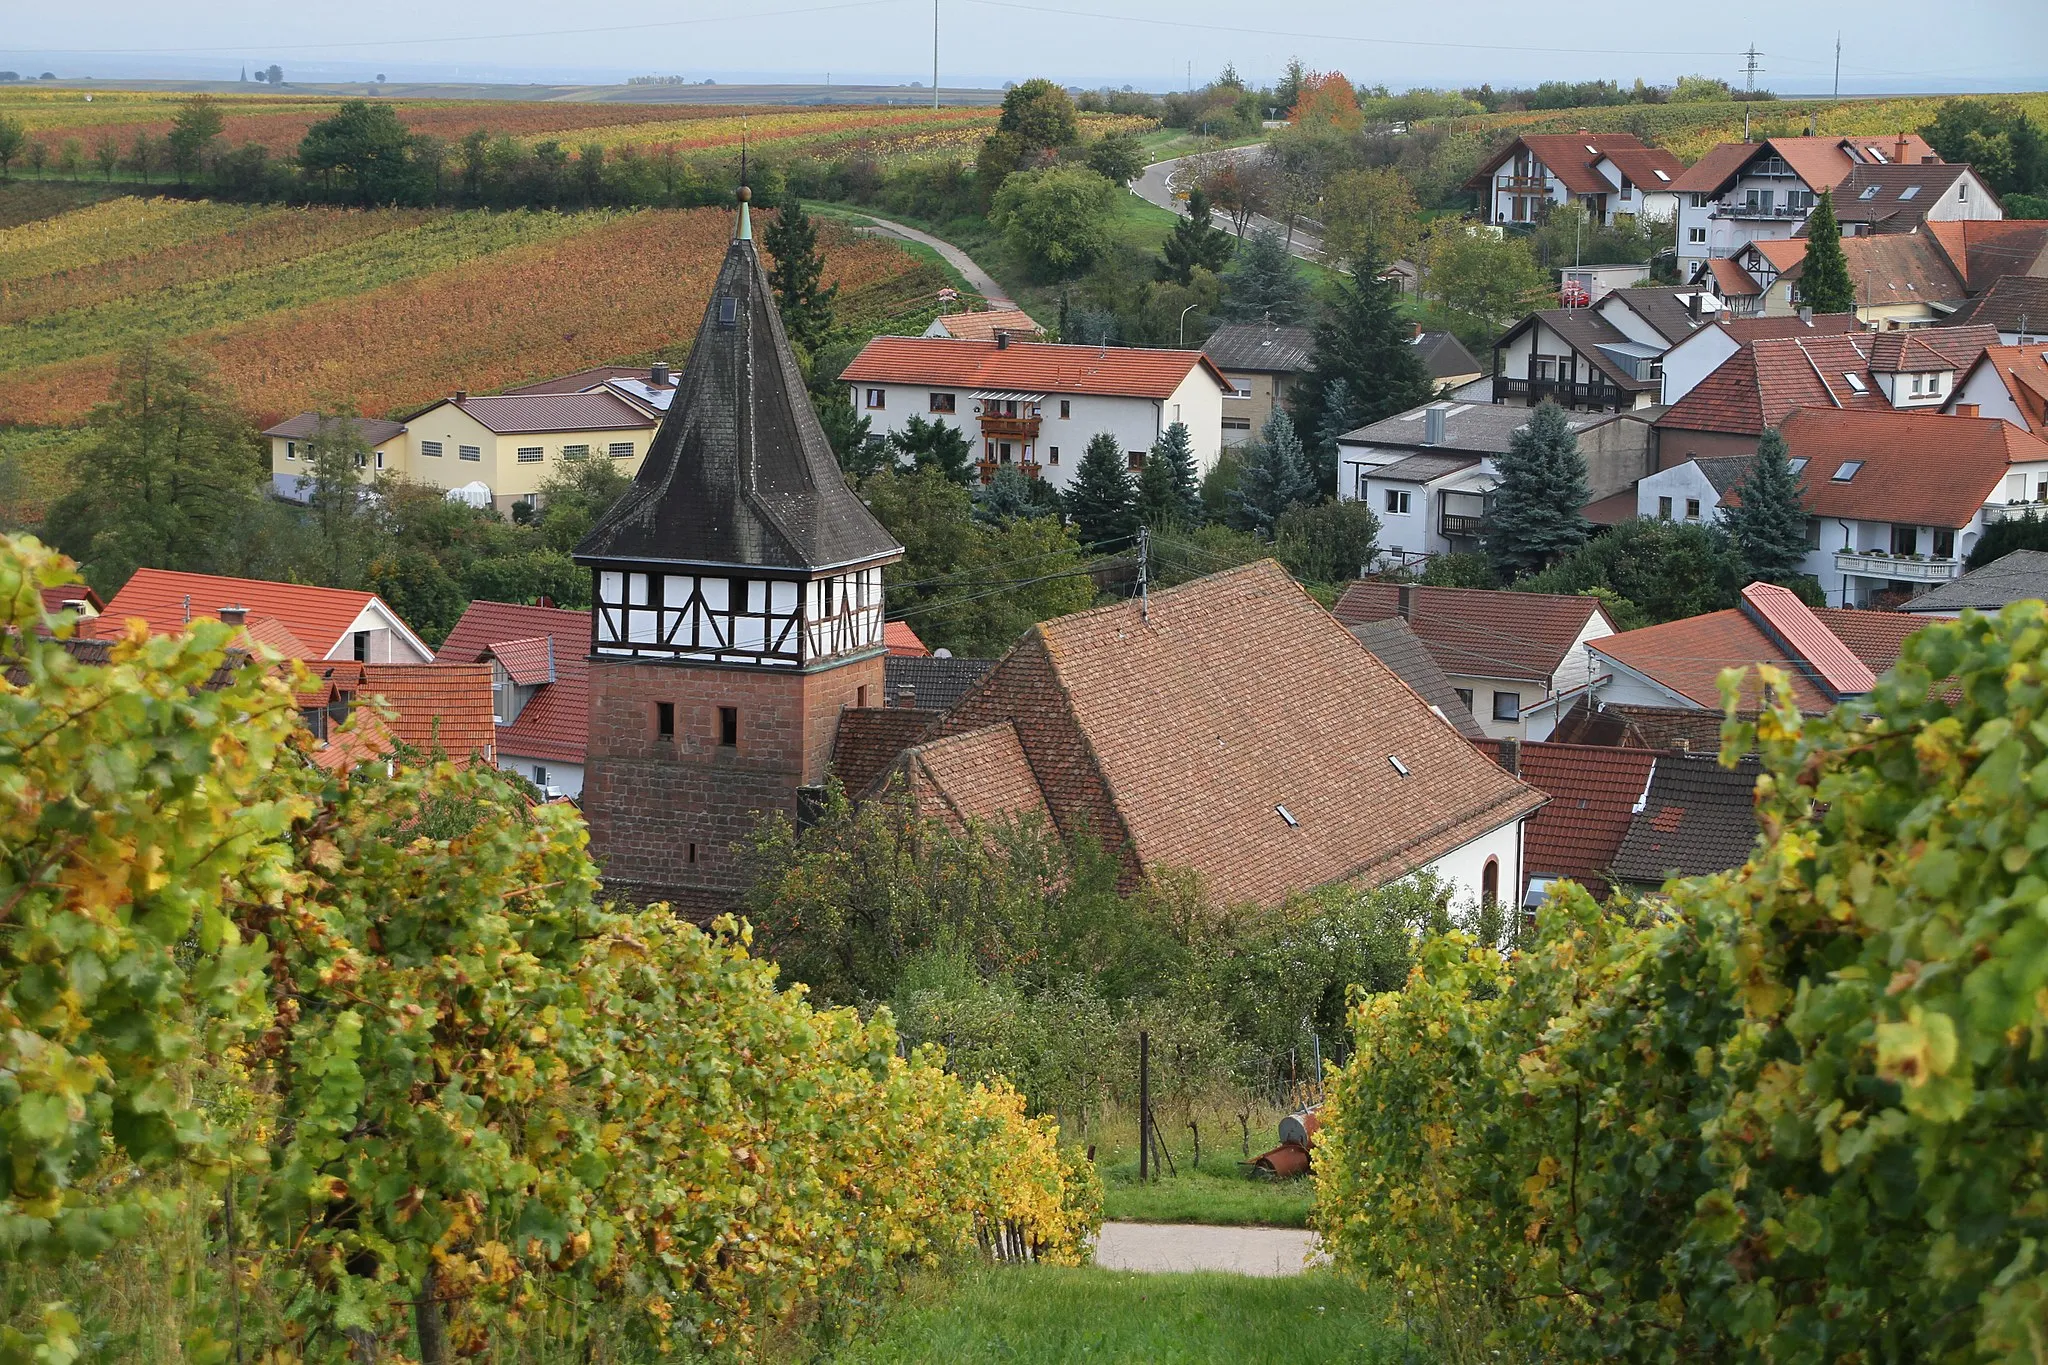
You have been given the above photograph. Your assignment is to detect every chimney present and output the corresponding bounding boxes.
[1497,737,1521,777]
[1922,154,1937,164]
[1895,134,1908,164]
[995,330,1010,349]
[1397,584,1416,620]
[1423,401,1450,446]
[1956,403,1980,419]
[650,362,670,386]
[454,390,468,403]
[892,684,918,708]
[1685,292,1701,322]
[537,594,555,608]
[1799,305,1813,325]
[219,604,248,626]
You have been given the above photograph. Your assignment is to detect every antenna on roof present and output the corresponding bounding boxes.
[1137,525,1149,624]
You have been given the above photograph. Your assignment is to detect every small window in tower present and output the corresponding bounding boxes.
[656,701,675,739]
[719,706,738,748]
[687,843,697,864]
[718,296,738,328]
[856,685,868,708]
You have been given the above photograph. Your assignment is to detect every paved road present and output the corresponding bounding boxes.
[1092,1221,1325,1277]
[1134,145,1329,267]
[842,211,1013,306]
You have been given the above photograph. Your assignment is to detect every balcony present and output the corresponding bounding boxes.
[976,459,1042,485]
[1834,551,1960,582]
[1984,500,2048,523]
[1440,512,1486,539]
[1494,176,1549,193]
[979,414,1042,439]
[1712,203,1809,221]
[1491,374,1626,410]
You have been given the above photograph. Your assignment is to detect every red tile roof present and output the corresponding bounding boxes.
[1671,135,1938,197]
[433,392,657,435]
[1507,742,1658,896]
[934,561,1543,907]
[101,568,411,660]
[885,620,930,657]
[1659,328,2001,437]
[930,307,1044,341]
[438,600,593,764]
[1741,582,1872,696]
[897,722,1052,832]
[236,616,315,660]
[352,663,496,761]
[1924,219,2048,292]
[1774,407,2048,528]
[1812,605,1930,669]
[1332,582,1613,684]
[486,635,555,685]
[1668,141,1763,195]
[1708,257,1762,297]
[839,337,1231,399]
[1470,133,1682,197]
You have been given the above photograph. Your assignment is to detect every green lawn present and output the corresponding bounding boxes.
[831,1265,1405,1365]
[1101,1161,1316,1228]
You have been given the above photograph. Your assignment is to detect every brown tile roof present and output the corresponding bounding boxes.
[261,413,408,444]
[485,635,555,685]
[1658,328,1997,438]
[1708,257,1762,297]
[1953,344,2048,433]
[503,364,679,396]
[1775,407,2048,528]
[36,583,102,617]
[1948,276,2048,336]
[1501,309,1661,392]
[1830,163,1978,230]
[1349,617,1488,741]
[1470,133,1681,197]
[1811,605,1929,669]
[936,560,1543,907]
[840,337,1230,399]
[1553,698,1750,752]
[1668,141,1762,195]
[832,706,944,797]
[1507,742,1659,896]
[1670,135,1938,197]
[1609,754,1763,885]
[438,600,592,764]
[438,392,657,435]
[897,722,1052,832]
[1716,312,1868,343]
[1816,235,1966,309]
[1924,220,2048,293]
[310,662,496,764]
[101,568,409,660]
[930,307,1044,342]
[1333,582,1613,684]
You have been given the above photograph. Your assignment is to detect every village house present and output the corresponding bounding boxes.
[1705,234,1968,328]
[1946,343,2048,435]
[1898,549,2048,617]
[832,560,1545,911]
[1202,322,1313,446]
[504,362,682,413]
[1347,615,1489,741]
[1489,287,1722,412]
[99,567,434,663]
[922,305,1044,341]
[1591,580,1927,712]
[1334,400,1657,562]
[1477,740,1658,903]
[1671,133,1942,279]
[1332,582,1617,742]
[1653,324,2001,463]
[1637,406,2048,607]
[1656,310,1868,406]
[1949,275,2048,345]
[265,390,661,514]
[839,335,1231,489]
[438,599,594,799]
[1467,133,1684,227]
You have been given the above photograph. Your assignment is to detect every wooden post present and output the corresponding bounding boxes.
[1138,1030,1150,1183]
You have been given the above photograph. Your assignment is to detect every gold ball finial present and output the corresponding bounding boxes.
[737,185,752,203]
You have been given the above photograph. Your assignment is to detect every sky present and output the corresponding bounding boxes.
[6,0,2045,94]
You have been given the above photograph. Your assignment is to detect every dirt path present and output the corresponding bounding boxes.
[1091,1221,1325,1277]
[843,212,1013,306]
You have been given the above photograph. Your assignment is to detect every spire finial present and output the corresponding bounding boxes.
[736,118,752,240]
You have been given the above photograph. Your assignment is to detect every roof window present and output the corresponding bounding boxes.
[1843,373,1869,393]
[1388,755,1411,778]
[1275,803,1299,827]
[1654,169,1671,182]
[718,296,738,328]
[1832,460,1864,482]
[1860,184,1881,200]
[1788,457,1808,474]
[1585,143,1599,155]
[1898,184,1921,200]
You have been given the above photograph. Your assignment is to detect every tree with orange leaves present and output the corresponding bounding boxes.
[1289,71,1364,134]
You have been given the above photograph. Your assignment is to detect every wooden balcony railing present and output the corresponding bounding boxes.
[1491,374,1626,410]
[979,415,1042,439]
[976,459,1042,485]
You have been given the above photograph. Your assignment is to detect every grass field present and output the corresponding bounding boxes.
[1079,1099,1318,1228]
[831,1266,1404,1364]
[0,188,946,428]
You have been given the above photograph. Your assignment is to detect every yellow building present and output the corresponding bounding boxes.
[265,391,661,515]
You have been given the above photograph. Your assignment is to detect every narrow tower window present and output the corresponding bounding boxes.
[656,701,675,739]
[719,706,739,747]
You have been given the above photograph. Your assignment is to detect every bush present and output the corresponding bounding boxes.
[1273,499,1381,584]
[1319,606,2048,1362]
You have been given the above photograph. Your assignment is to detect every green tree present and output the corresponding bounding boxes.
[1521,516,1744,627]
[974,466,1063,523]
[991,166,1119,279]
[1294,263,1435,470]
[92,133,118,180]
[1084,131,1145,185]
[462,548,584,607]
[1421,223,1546,331]
[533,454,633,554]
[366,547,466,645]
[1723,426,1810,585]
[1310,376,1361,500]
[1922,98,2046,198]
[1218,227,1309,323]
[997,77,1080,152]
[762,195,840,356]
[1230,408,1315,536]
[305,408,375,588]
[1066,432,1140,549]
[813,387,878,477]
[1318,166,1420,269]
[127,130,158,183]
[1134,421,1202,528]
[0,115,23,179]
[888,413,975,484]
[42,345,265,594]
[1156,185,1236,285]
[1966,509,2048,568]
[1799,188,1856,315]
[1486,401,1589,580]
[1274,499,1381,583]
[165,94,225,184]
[297,100,423,204]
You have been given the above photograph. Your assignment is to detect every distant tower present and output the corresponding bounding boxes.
[574,185,903,915]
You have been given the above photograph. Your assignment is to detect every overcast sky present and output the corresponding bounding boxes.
[8,0,2045,94]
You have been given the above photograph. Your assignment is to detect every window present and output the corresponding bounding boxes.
[856,685,868,708]
[561,444,589,460]
[1690,192,1710,208]
[421,440,443,458]
[864,388,887,410]
[1805,517,1823,549]
[656,702,675,739]
[533,765,549,788]
[1685,497,1701,520]
[459,444,481,461]
[1126,451,1145,471]
[1898,184,1921,201]
[1832,460,1864,482]
[1222,417,1252,430]
[1933,528,1956,558]
[1048,445,1060,465]
[1454,687,1474,711]
[1959,180,1969,201]
[1384,489,1411,514]
[1788,457,1808,475]
[1842,373,1868,394]
[1228,378,1253,398]
[1859,184,1881,200]
[609,442,633,459]
[1688,226,1707,244]
[1788,190,1814,211]
[353,631,369,662]
[1059,400,1071,419]
[1658,495,1673,520]
[374,450,385,470]
[353,451,367,469]
[1353,467,1370,502]
[929,392,956,413]
[1891,524,1919,556]
[718,706,738,748]
[1532,355,1559,382]
[286,440,298,461]
[1492,691,1522,722]
[1482,857,1500,908]
[718,295,738,327]
[517,446,543,463]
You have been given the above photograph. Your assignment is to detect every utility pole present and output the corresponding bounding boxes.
[1138,526,1150,624]
[1741,44,1762,143]
[1833,33,1841,101]
[1138,1031,1151,1181]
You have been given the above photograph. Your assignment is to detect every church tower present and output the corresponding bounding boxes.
[574,187,903,914]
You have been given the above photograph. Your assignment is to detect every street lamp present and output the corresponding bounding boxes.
[1178,303,1199,348]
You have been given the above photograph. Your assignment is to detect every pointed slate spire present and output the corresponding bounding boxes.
[574,189,900,573]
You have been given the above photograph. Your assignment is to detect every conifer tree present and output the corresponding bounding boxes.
[1486,401,1590,580]
[763,194,838,355]
[1292,261,1435,460]
[1157,186,1236,285]
[1065,431,1139,548]
[886,414,974,484]
[1724,426,1810,584]
[1135,421,1202,527]
[1230,408,1316,537]
[1310,376,1360,501]
[1799,188,1856,316]
[1219,228,1309,323]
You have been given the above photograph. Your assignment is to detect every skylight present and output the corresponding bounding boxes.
[1585,144,1599,155]
[1654,169,1671,181]
[1899,184,1921,200]
[1789,457,1808,474]
[1832,460,1864,482]
[1275,804,1299,827]
[718,296,738,328]
[1860,184,1882,200]
[1843,373,1869,393]
[1388,756,1411,778]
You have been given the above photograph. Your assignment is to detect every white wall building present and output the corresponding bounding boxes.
[1467,134,1683,228]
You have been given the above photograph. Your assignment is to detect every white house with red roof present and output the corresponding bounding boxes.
[838,336,1232,492]
[1466,134,1684,228]
[99,568,434,663]
[437,599,592,797]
